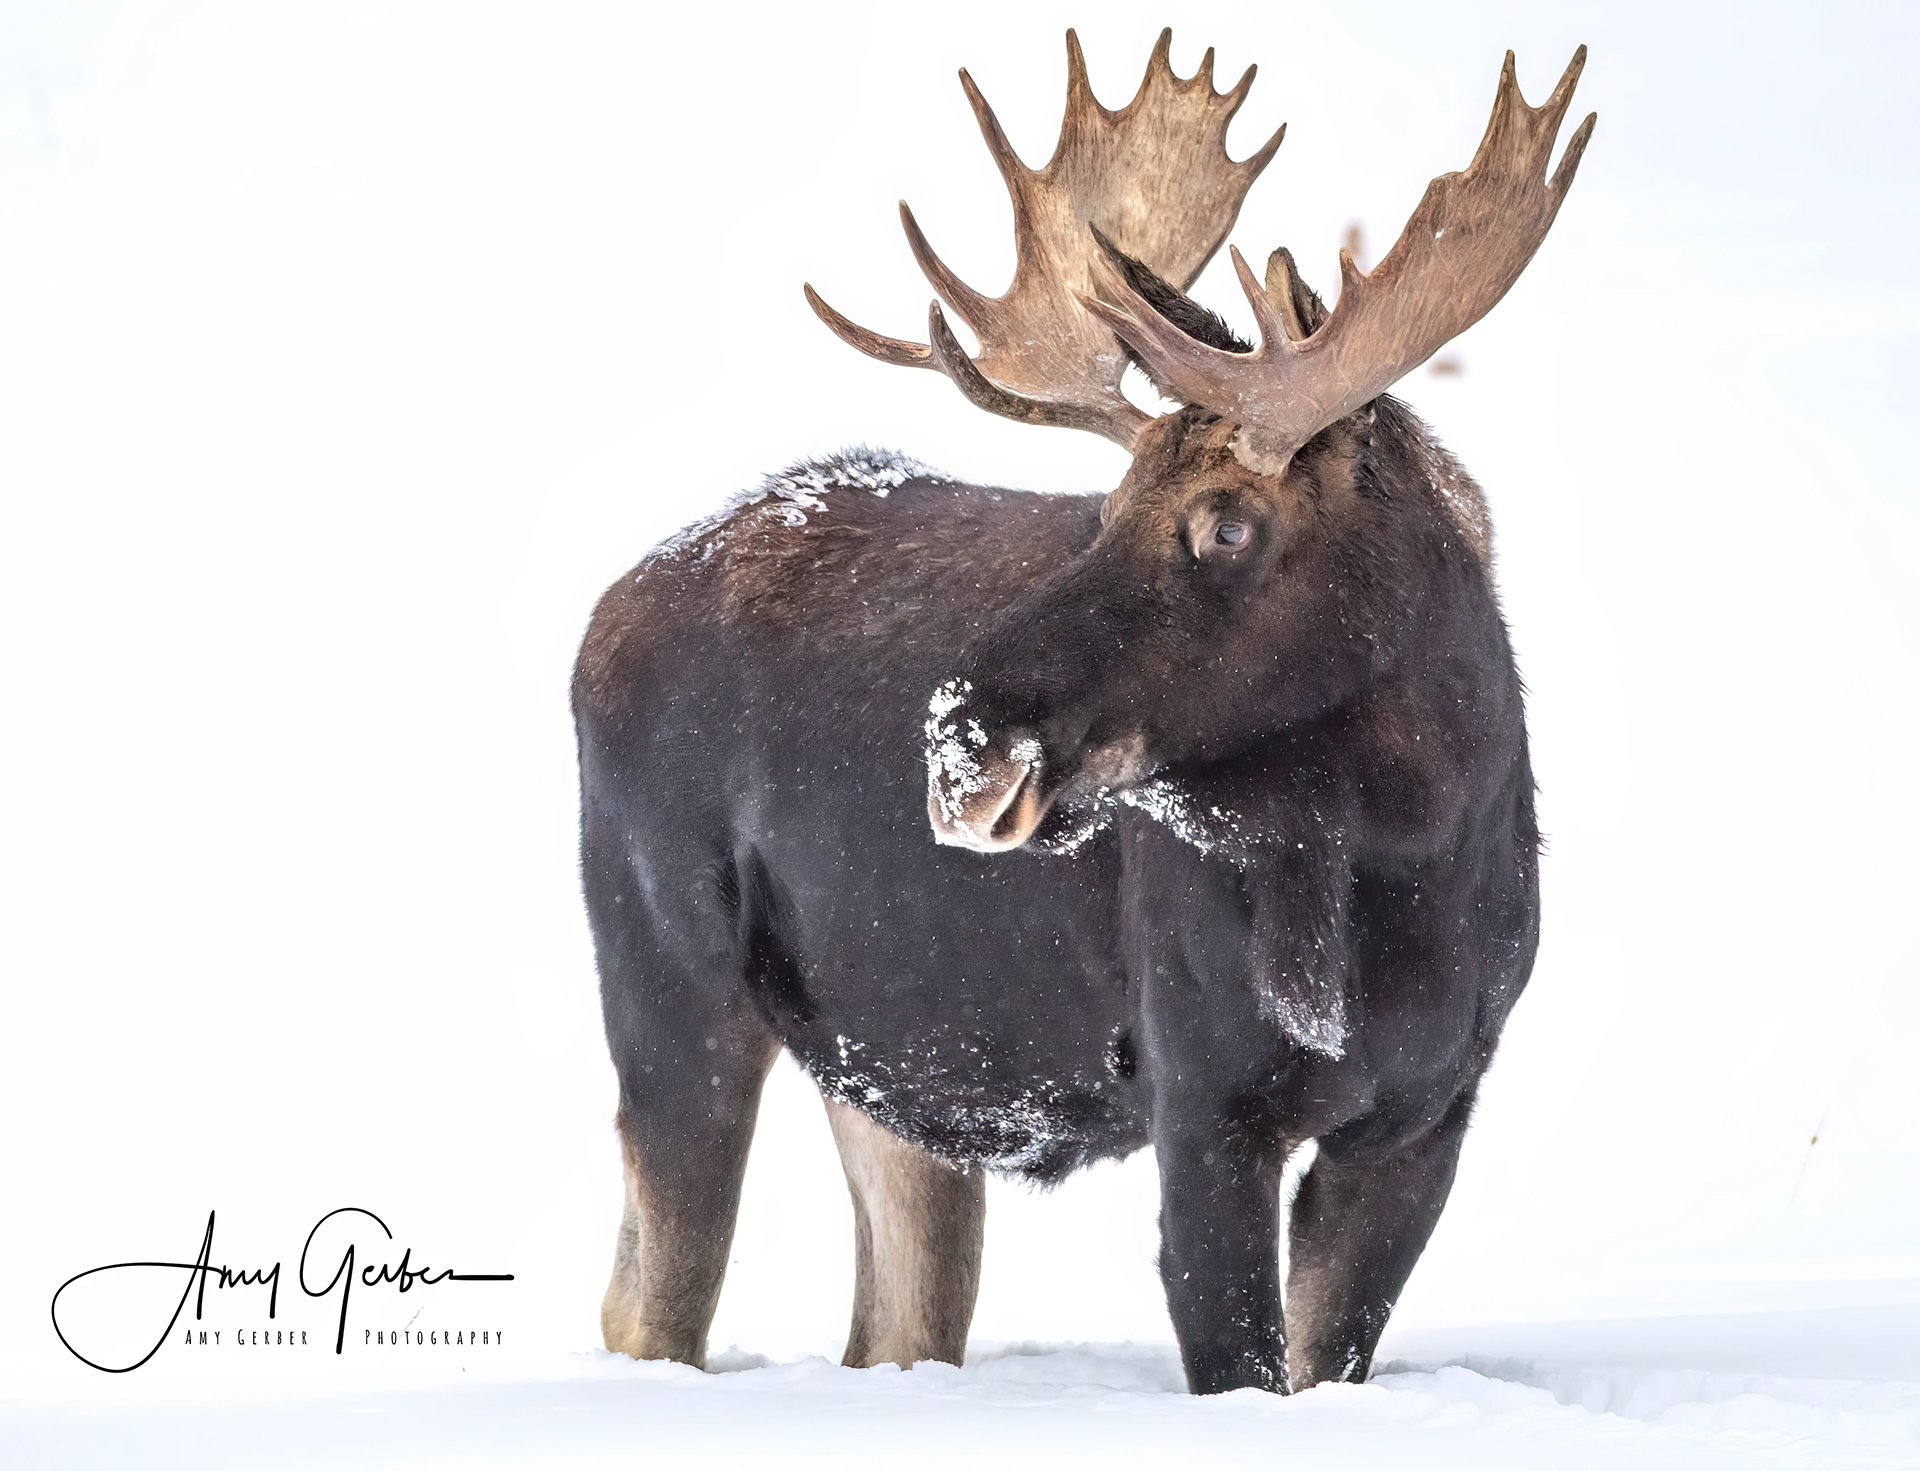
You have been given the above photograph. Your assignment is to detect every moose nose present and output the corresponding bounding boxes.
[928,745,1048,852]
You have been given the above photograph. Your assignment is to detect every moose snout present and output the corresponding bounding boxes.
[927,739,1050,852]
[925,677,1054,852]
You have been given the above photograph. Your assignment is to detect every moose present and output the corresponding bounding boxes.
[573,31,1592,1395]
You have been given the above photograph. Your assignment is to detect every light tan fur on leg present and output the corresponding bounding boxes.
[601,1109,758,1368]
[825,1098,985,1369]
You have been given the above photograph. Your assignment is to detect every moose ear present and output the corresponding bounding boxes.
[1269,246,1330,337]
[1090,227,1251,363]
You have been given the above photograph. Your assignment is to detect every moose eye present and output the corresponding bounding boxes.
[1190,509,1261,565]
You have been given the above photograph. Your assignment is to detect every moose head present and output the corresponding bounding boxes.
[806,32,1593,852]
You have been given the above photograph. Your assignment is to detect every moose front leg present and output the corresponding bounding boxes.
[1154,1119,1291,1395]
[1285,1094,1473,1388]
[1128,813,1351,1397]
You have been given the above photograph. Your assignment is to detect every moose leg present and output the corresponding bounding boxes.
[601,1009,778,1368]
[1155,1122,1291,1394]
[587,824,781,1367]
[825,1098,984,1369]
[1284,1095,1472,1389]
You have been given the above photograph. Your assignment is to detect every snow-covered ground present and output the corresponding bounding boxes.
[3,0,1917,1466]
[14,1292,1920,1469]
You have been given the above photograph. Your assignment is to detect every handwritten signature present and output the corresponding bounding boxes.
[50,1208,513,1372]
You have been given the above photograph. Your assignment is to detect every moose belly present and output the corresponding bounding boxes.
[752,822,1146,1178]
[794,1019,1145,1179]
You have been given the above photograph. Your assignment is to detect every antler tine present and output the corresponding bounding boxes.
[1551,111,1597,198]
[1099,46,1595,470]
[1240,120,1288,179]
[1540,45,1588,135]
[1064,29,1102,117]
[1139,28,1175,100]
[1222,61,1258,112]
[803,283,933,369]
[959,67,1031,185]
[898,202,995,332]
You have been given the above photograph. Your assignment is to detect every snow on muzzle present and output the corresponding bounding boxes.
[928,743,1051,852]
[924,680,1052,852]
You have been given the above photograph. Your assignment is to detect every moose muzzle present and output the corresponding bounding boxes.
[928,743,1051,852]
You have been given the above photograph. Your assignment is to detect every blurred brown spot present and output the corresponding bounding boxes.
[1343,222,1370,271]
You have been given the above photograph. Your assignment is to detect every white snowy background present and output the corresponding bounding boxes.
[2,1,1916,1466]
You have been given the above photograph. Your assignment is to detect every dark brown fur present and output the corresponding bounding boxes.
[576,396,1536,1393]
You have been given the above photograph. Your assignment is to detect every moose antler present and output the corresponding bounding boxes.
[805,30,1285,448]
[1082,48,1595,471]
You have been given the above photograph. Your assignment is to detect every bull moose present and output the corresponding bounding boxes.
[573,31,1593,1394]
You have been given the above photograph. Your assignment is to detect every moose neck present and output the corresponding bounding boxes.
[931,406,1480,850]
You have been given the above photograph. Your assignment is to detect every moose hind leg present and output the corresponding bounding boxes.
[825,1098,984,1368]
[590,846,780,1366]
[1284,1094,1473,1389]
[601,1012,778,1367]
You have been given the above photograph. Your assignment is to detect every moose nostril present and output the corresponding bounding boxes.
[987,764,1034,841]
[926,737,1051,852]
